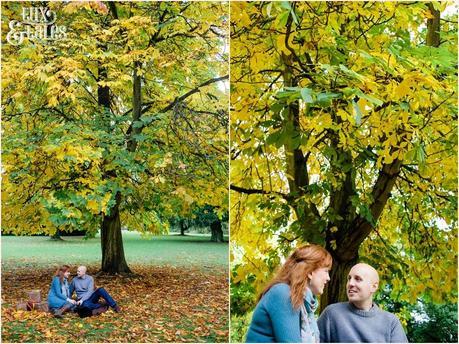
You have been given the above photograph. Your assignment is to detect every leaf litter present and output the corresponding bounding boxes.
[1,264,229,342]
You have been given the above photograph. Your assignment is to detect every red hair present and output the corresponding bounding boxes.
[260,244,332,309]
[55,265,70,284]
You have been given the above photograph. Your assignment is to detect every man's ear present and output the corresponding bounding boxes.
[370,282,379,293]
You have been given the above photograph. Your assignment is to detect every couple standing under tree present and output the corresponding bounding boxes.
[246,244,408,343]
[48,265,120,318]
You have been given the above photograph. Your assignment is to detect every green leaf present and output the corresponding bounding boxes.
[133,134,147,142]
[352,100,362,125]
[276,88,301,103]
[400,102,410,111]
[300,88,313,103]
[316,92,341,107]
[265,130,283,147]
[354,89,383,106]
[342,87,357,98]
[132,120,144,128]
[415,143,426,165]
[275,11,290,29]
[141,115,159,125]
[291,9,299,26]
[339,64,365,81]
[266,2,272,17]
[270,102,285,114]
[359,93,383,107]
[280,1,291,10]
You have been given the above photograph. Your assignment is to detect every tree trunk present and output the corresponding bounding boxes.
[210,219,224,242]
[97,59,131,274]
[281,50,324,244]
[101,193,131,274]
[180,219,188,236]
[126,60,142,152]
[319,250,358,312]
[50,229,63,240]
[426,3,440,47]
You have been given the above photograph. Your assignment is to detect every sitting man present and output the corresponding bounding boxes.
[318,263,407,343]
[69,265,120,315]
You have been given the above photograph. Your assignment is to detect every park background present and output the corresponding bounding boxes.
[2,1,229,342]
[230,1,457,343]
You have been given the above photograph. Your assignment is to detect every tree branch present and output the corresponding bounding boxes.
[142,75,228,115]
[230,184,290,200]
[338,158,402,260]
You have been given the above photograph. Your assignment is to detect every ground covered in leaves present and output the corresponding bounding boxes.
[1,264,228,342]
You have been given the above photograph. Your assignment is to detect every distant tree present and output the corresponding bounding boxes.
[168,204,228,241]
[193,205,228,242]
[407,302,458,343]
[168,216,191,236]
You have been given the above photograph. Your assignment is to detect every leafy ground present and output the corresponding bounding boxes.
[1,234,228,342]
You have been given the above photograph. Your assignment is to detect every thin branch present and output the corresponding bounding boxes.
[144,75,228,115]
[230,184,290,200]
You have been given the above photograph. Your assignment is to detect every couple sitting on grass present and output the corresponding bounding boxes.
[48,265,120,318]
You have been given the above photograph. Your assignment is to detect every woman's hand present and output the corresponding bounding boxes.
[67,298,77,305]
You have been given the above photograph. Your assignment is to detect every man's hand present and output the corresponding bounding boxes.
[76,300,82,306]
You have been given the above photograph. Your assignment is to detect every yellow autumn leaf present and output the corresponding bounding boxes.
[86,199,99,213]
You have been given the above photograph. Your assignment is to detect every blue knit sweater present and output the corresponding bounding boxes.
[69,274,95,302]
[47,276,70,309]
[317,302,408,343]
[246,283,319,343]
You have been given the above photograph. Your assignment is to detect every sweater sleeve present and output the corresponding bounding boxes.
[390,316,408,343]
[265,285,301,343]
[317,307,331,343]
[50,277,68,302]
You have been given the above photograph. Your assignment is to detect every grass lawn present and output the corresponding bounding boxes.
[1,232,229,343]
[1,231,228,270]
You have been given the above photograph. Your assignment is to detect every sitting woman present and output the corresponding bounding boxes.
[246,244,332,343]
[47,265,76,318]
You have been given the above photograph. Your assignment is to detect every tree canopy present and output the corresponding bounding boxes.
[2,1,229,273]
[230,0,457,314]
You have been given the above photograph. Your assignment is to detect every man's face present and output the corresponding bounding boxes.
[346,265,378,304]
[77,267,86,278]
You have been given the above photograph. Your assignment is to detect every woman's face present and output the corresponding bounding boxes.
[308,267,330,296]
[64,270,71,279]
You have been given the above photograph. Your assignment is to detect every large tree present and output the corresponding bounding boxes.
[230,0,457,311]
[2,1,229,274]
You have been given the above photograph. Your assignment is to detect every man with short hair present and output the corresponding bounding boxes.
[317,263,408,343]
[69,266,120,314]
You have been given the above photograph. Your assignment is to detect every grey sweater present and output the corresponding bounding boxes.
[317,302,408,343]
[69,275,95,303]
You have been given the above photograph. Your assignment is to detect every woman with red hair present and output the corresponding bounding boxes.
[246,244,332,343]
[47,265,77,318]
